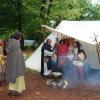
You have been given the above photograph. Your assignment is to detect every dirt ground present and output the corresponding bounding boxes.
[0,69,100,100]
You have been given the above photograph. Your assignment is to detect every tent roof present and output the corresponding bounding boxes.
[26,20,100,71]
[42,20,100,45]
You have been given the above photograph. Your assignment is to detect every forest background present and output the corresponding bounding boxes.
[0,0,100,49]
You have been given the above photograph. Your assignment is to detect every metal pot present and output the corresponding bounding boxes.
[51,72,62,80]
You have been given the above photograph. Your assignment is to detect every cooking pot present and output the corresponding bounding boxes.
[51,72,62,80]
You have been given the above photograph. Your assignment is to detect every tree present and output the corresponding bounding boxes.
[47,0,100,22]
[0,0,100,46]
[0,0,17,33]
[47,0,53,15]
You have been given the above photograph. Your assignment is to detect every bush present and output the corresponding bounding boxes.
[24,42,38,50]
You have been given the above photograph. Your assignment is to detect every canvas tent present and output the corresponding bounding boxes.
[25,20,100,72]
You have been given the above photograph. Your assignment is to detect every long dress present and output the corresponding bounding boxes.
[5,39,26,93]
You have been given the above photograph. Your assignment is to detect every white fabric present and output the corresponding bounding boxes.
[73,60,84,67]
[67,54,74,61]
[42,21,100,45]
[25,20,100,71]
[25,33,58,72]
[44,62,51,76]
[44,50,53,56]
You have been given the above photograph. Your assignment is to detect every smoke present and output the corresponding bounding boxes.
[52,56,100,90]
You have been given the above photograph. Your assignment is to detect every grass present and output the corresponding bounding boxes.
[23,49,34,60]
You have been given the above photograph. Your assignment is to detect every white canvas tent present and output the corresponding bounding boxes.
[25,20,100,72]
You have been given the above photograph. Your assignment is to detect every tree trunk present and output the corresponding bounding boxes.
[47,0,53,15]
[40,0,46,20]
[15,0,24,50]
[40,0,47,42]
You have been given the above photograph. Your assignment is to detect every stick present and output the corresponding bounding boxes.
[94,33,100,64]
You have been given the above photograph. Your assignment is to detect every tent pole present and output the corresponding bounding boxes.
[96,45,100,64]
[94,34,100,64]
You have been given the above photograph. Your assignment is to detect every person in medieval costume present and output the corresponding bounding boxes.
[43,56,52,79]
[73,49,86,82]
[5,32,26,96]
[41,39,53,76]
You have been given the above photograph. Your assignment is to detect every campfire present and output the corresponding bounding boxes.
[46,72,69,89]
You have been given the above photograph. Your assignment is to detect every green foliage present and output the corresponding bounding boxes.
[0,0,17,32]
[0,0,100,43]
[24,42,38,51]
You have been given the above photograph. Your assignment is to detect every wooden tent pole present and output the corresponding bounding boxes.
[94,33,100,64]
